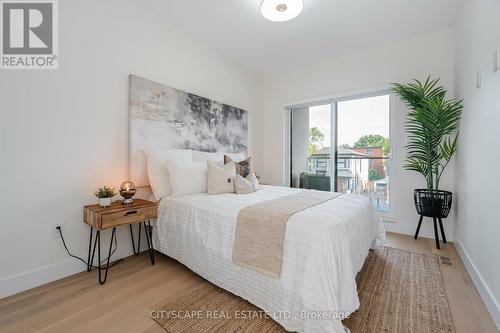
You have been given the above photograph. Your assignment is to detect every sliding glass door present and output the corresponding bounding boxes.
[336,95,390,212]
[289,93,391,213]
[290,104,333,191]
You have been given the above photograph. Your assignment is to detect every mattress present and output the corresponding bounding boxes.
[152,185,382,333]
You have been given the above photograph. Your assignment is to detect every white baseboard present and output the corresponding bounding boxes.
[454,238,500,330]
[0,259,86,299]
[0,230,142,300]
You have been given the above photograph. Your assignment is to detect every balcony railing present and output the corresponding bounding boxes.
[304,156,390,212]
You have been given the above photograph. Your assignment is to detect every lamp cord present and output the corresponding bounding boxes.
[57,226,123,269]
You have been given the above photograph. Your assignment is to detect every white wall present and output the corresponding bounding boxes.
[454,0,500,328]
[0,0,259,298]
[254,30,457,239]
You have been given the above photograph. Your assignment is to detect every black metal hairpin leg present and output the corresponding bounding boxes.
[414,215,423,240]
[87,227,94,272]
[433,218,440,249]
[88,228,101,272]
[438,218,447,244]
[144,220,155,265]
[96,227,116,285]
[130,221,154,264]
[129,223,142,255]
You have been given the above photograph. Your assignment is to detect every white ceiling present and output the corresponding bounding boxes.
[143,0,461,75]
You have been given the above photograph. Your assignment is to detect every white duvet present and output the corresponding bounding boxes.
[153,186,382,333]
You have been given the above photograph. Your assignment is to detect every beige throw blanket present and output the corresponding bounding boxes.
[232,190,340,277]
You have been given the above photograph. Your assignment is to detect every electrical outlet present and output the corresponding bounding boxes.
[51,222,65,239]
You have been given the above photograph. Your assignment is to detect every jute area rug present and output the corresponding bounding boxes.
[151,247,455,333]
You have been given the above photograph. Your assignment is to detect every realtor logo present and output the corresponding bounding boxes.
[1,0,58,69]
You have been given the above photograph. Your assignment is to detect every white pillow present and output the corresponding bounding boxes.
[246,173,260,190]
[224,151,246,162]
[207,160,236,194]
[235,174,257,194]
[193,150,224,164]
[146,148,193,200]
[166,160,208,197]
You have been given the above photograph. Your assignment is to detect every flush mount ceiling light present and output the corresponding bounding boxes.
[260,0,303,22]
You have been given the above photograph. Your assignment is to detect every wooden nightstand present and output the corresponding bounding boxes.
[83,199,158,284]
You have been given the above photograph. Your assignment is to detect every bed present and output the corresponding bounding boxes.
[130,75,382,332]
[152,185,382,333]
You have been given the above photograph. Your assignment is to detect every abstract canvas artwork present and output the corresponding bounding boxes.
[129,74,248,186]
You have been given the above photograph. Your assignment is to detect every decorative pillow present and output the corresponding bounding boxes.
[145,148,193,200]
[193,150,224,164]
[224,155,251,178]
[235,174,257,194]
[166,160,208,197]
[207,160,236,194]
[246,173,260,190]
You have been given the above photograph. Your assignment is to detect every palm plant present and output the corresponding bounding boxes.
[392,77,462,191]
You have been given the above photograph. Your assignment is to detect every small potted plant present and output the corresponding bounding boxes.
[94,186,116,207]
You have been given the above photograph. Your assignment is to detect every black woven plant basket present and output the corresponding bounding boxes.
[414,189,452,218]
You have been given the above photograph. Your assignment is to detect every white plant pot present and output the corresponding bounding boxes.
[99,197,112,207]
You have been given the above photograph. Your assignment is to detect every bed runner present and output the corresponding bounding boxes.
[232,190,340,277]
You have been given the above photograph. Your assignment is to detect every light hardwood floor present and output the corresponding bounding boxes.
[0,232,497,333]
